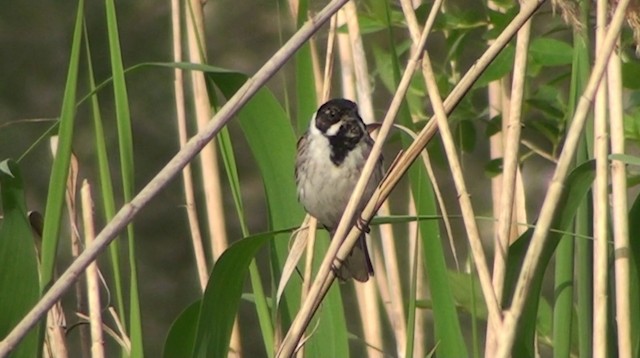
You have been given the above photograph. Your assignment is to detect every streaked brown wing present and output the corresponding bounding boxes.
[294,133,308,182]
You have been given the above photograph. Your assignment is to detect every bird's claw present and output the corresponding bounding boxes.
[355,216,371,234]
[331,257,344,277]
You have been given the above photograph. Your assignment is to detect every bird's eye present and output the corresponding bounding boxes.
[324,107,338,118]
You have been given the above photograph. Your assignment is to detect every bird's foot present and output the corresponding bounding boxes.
[355,216,371,234]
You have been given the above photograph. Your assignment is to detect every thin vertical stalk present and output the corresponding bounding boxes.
[337,10,355,100]
[413,235,428,358]
[353,281,382,358]
[320,14,337,103]
[46,139,71,358]
[81,182,105,358]
[405,217,420,358]
[184,0,238,353]
[65,152,89,356]
[608,45,632,357]
[103,0,143,352]
[185,0,229,268]
[300,219,317,303]
[83,23,126,329]
[491,16,532,351]
[171,0,208,290]
[486,5,530,322]
[484,0,511,351]
[593,0,610,356]
[296,220,315,358]
[309,39,323,104]
[344,0,374,121]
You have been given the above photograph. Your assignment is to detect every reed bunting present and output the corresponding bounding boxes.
[295,98,383,282]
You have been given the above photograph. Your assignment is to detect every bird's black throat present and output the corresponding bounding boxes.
[328,131,360,166]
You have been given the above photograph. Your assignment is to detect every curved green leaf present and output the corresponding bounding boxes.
[475,44,515,87]
[628,193,640,357]
[163,301,200,358]
[529,38,573,66]
[191,229,289,358]
[0,160,41,357]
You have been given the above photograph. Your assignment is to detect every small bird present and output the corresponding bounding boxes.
[295,98,383,282]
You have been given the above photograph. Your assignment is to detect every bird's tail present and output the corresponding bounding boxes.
[337,233,373,282]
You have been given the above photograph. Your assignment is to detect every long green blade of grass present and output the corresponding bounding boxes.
[217,125,275,357]
[39,0,85,291]
[554,4,592,353]
[572,2,594,357]
[103,0,143,355]
[412,166,466,356]
[553,234,575,356]
[83,22,127,330]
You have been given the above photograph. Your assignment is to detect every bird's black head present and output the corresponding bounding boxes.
[314,98,365,139]
[313,98,367,165]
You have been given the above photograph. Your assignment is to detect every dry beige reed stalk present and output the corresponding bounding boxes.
[344,1,375,122]
[66,152,85,356]
[185,0,229,267]
[107,307,131,353]
[44,138,71,358]
[608,46,632,357]
[184,0,241,353]
[81,181,105,358]
[171,0,209,290]
[486,15,532,355]
[593,0,610,355]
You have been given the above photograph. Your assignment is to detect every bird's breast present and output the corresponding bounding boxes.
[297,134,372,228]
